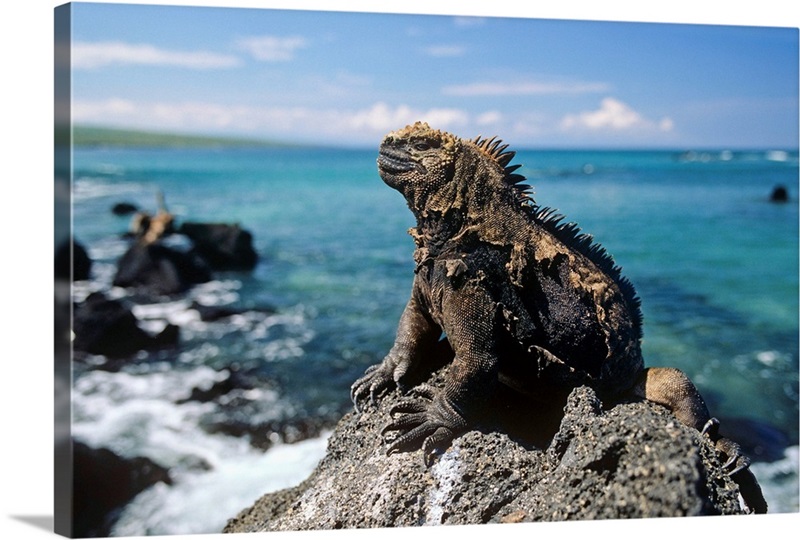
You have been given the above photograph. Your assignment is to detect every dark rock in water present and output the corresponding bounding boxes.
[179,222,258,271]
[189,301,277,322]
[225,370,749,533]
[191,302,242,322]
[54,239,92,281]
[184,367,340,451]
[111,202,140,216]
[177,367,256,404]
[202,413,336,452]
[770,185,789,202]
[72,441,171,538]
[192,302,276,322]
[114,242,213,296]
[73,292,179,359]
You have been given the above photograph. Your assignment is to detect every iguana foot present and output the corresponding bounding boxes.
[701,418,767,514]
[350,363,396,412]
[701,418,751,474]
[381,387,468,466]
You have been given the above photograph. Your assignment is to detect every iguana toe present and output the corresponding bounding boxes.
[388,399,428,415]
[714,437,750,475]
[385,421,455,464]
[381,411,427,435]
[350,363,395,411]
[422,427,456,466]
[700,417,720,437]
[407,383,437,401]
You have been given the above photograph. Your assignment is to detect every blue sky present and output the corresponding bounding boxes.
[67,2,799,148]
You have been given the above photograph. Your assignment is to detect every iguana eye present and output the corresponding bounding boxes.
[413,142,432,151]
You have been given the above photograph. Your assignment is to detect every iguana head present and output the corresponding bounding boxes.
[377,122,461,210]
[377,122,527,219]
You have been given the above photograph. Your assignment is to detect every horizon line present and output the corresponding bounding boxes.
[69,123,800,153]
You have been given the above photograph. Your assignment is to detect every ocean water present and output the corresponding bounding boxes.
[69,145,799,533]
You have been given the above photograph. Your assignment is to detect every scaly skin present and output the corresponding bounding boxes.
[350,122,767,514]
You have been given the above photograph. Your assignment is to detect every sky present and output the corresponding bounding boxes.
[64,2,799,149]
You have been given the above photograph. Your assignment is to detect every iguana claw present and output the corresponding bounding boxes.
[701,417,720,437]
[350,363,395,412]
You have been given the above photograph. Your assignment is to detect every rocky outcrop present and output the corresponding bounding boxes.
[111,201,140,216]
[55,239,92,281]
[179,222,259,271]
[73,292,179,359]
[113,242,213,296]
[225,370,748,533]
[72,441,172,538]
[770,185,789,203]
[111,222,258,297]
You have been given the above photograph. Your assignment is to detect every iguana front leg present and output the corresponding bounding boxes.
[351,277,441,410]
[382,285,500,465]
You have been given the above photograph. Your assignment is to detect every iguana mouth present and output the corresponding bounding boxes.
[378,148,416,174]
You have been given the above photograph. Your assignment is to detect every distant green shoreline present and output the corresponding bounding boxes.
[63,125,798,154]
[69,125,293,149]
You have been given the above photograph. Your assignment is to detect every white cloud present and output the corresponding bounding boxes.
[560,97,674,134]
[475,110,504,126]
[452,16,487,28]
[70,99,470,143]
[71,41,241,70]
[348,102,469,133]
[235,36,308,62]
[443,80,610,97]
[425,45,466,58]
[73,98,251,130]
[72,98,138,118]
[658,117,675,132]
[72,96,679,146]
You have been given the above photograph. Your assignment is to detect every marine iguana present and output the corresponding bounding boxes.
[350,122,767,514]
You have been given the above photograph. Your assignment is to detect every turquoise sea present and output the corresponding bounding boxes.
[69,145,799,534]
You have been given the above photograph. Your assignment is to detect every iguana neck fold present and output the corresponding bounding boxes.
[409,143,518,259]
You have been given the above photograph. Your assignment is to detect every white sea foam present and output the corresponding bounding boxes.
[132,298,195,333]
[190,279,242,306]
[73,365,233,462]
[86,238,128,263]
[127,292,315,360]
[750,446,800,513]
[70,357,330,537]
[70,289,326,536]
[110,432,330,536]
[755,350,789,367]
[766,150,789,162]
[73,177,147,201]
[93,163,126,176]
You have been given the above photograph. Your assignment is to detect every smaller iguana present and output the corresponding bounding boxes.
[351,122,767,514]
